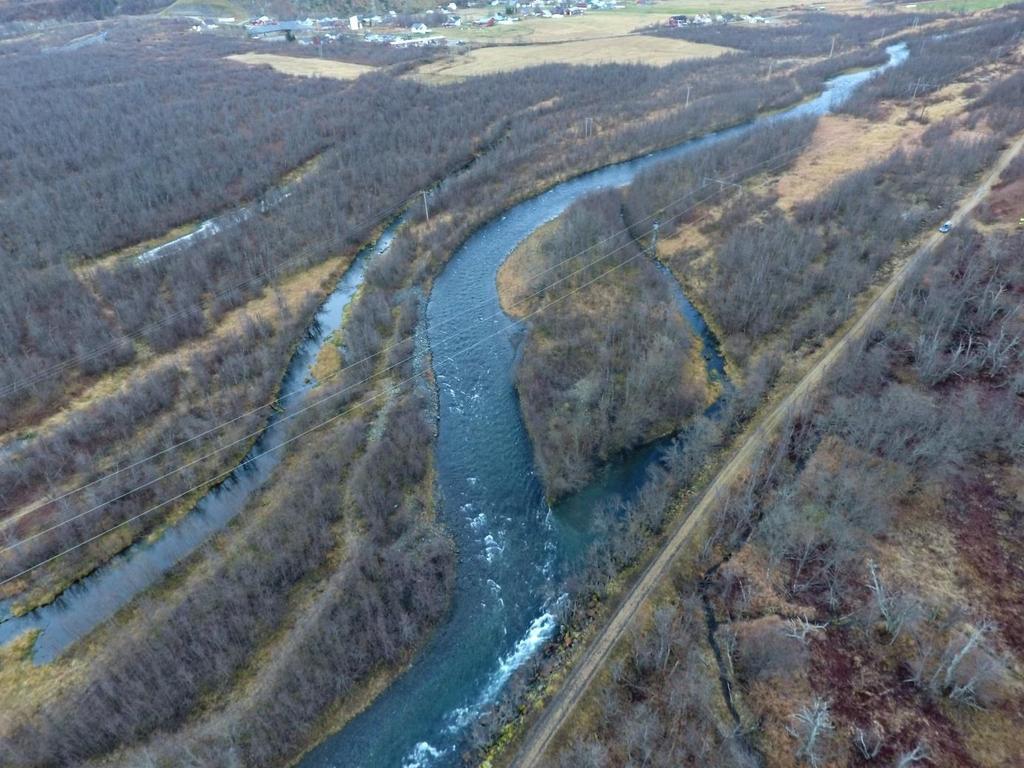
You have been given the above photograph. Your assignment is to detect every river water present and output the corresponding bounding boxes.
[300,44,907,768]
[0,219,403,662]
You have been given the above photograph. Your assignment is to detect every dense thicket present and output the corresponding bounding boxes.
[468,46,1024,763]
[654,11,925,56]
[965,66,1024,135]
[1,22,904,604]
[722,229,1023,766]
[628,100,1006,362]
[553,597,756,768]
[841,15,1024,117]
[711,132,996,352]
[1,31,339,266]
[0,26,881,432]
[623,116,818,242]
[0,15,953,766]
[507,191,706,502]
[0,384,453,767]
[538,225,1024,768]
[0,308,312,590]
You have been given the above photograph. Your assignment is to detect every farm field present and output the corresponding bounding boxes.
[225,52,376,79]
[440,0,864,45]
[414,33,728,81]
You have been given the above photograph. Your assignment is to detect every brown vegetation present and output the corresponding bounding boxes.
[499,191,710,502]
[523,45,1024,768]
[0,9,995,768]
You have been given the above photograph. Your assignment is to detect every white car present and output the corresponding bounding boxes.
[939,220,953,233]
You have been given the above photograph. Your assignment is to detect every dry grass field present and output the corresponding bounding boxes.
[415,34,728,82]
[224,52,376,80]
[774,45,1023,211]
[411,0,869,82]
[774,115,923,211]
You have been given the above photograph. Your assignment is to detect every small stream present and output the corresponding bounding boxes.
[300,44,907,768]
[0,219,404,663]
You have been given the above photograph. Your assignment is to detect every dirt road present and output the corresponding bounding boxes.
[511,133,1024,768]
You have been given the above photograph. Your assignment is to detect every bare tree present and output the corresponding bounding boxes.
[866,560,918,642]
[784,617,828,644]
[789,697,834,768]
[854,723,884,760]
[895,742,929,768]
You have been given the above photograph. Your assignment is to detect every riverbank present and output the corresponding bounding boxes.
[492,30,1024,763]
[0,19,937,768]
[497,197,713,504]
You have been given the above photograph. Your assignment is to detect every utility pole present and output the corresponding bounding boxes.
[422,190,430,222]
[828,36,836,59]
[685,84,691,108]
[649,220,659,258]
[766,60,775,79]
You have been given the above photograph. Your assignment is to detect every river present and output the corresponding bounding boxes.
[0,39,906,761]
[299,43,907,768]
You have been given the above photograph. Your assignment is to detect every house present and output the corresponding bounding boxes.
[411,22,431,33]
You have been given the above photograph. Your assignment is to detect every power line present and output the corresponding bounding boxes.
[0,63,758,400]
[0,143,805,585]
[4,137,811,550]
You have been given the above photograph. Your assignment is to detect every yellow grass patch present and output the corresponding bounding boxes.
[451,11,645,45]
[225,53,376,80]
[415,35,727,83]
[656,220,714,257]
[496,218,559,317]
[0,631,85,721]
[719,544,812,620]
[310,335,343,382]
[775,114,923,212]
[962,707,1024,768]
[883,486,974,607]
